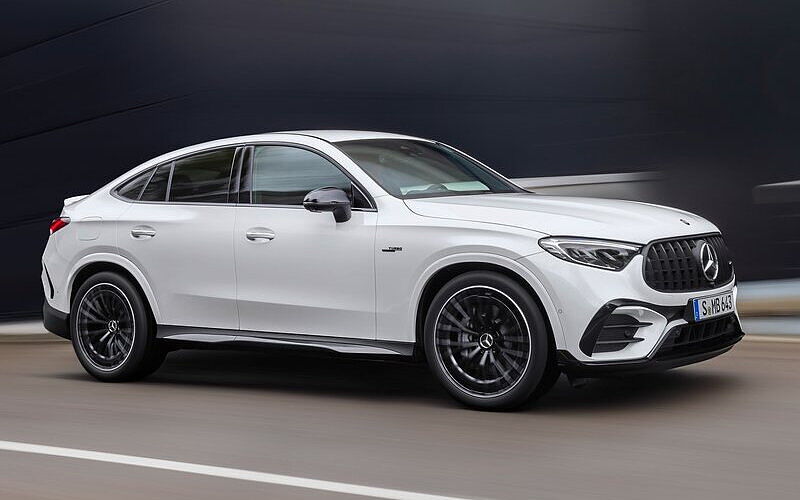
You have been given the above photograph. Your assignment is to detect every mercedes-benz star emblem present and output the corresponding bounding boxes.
[698,242,719,282]
[478,333,495,349]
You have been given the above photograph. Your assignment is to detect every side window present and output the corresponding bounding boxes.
[116,169,153,200]
[250,145,363,206]
[169,148,235,203]
[140,163,171,201]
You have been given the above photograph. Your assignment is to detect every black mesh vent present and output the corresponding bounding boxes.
[656,314,739,359]
[592,314,646,354]
[643,234,733,292]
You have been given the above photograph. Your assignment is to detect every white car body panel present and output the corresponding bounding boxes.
[41,130,740,371]
[372,195,553,344]
[234,205,377,338]
[405,193,717,243]
[115,202,238,330]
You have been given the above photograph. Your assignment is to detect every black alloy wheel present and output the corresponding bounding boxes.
[71,271,165,381]
[75,283,135,371]
[424,271,558,410]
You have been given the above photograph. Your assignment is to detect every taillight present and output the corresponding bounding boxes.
[49,217,70,235]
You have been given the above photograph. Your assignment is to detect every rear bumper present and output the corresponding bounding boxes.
[557,322,744,377]
[43,302,70,340]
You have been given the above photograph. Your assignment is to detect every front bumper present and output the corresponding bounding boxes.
[517,250,742,368]
[558,316,744,376]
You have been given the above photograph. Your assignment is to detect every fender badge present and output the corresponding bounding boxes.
[381,246,403,253]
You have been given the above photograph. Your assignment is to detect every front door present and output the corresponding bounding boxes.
[234,144,376,339]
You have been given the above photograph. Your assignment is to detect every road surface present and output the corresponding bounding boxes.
[0,337,798,499]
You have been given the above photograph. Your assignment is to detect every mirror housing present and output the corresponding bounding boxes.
[303,187,352,223]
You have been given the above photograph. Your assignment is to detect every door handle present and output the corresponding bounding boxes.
[131,226,156,239]
[245,228,275,242]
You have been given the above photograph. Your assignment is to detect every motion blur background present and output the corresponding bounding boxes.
[1,0,798,326]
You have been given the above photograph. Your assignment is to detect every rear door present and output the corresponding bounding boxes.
[115,147,239,330]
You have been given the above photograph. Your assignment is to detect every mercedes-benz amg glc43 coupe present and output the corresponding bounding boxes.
[41,131,743,409]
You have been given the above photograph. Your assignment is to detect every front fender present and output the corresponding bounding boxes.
[387,252,565,349]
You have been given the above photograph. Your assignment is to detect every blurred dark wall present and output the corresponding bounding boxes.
[645,1,800,283]
[0,0,797,317]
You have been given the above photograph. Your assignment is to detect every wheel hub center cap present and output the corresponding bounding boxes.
[107,320,119,333]
[478,332,495,349]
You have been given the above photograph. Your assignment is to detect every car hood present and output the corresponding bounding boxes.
[404,193,718,243]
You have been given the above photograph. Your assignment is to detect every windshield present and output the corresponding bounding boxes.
[335,139,519,199]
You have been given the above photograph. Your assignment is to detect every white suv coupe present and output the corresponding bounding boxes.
[42,131,742,409]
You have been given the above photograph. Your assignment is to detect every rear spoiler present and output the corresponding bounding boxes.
[63,195,88,207]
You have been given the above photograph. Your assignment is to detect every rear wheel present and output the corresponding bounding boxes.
[70,271,165,381]
[424,271,557,410]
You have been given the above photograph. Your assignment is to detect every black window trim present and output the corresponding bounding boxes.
[163,161,175,202]
[113,165,158,201]
[228,146,245,203]
[110,141,376,211]
[111,144,245,207]
[239,141,377,211]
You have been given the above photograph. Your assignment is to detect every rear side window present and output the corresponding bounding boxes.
[169,148,235,203]
[140,164,171,202]
[116,169,152,200]
[250,145,354,205]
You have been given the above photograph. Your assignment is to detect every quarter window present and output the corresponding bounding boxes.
[250,146,360,206]
[116,169,153,200]
[169,148,235,203]
[140,163,171,202]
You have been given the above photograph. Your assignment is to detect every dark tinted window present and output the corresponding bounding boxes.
[116,169,152,200]
[169,149,235,203]
[140,163,171,201]
[337,139,517,199]
[250,146,356,206]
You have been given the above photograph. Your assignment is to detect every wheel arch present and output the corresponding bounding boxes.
[412,256,563,359]
[67,254,161,323]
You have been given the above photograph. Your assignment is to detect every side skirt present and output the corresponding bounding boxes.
[156,325,415,357]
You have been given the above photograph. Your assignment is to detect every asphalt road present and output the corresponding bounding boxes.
[0,337,798,500]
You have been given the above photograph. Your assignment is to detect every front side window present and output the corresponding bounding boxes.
[169,148,235,203]
[336,139,518,199]
[250,145,359,206]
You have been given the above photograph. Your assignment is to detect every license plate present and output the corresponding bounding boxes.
[692,291,735,321]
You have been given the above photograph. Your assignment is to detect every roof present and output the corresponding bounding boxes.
[103,130,434,191]
[275,130,429,143]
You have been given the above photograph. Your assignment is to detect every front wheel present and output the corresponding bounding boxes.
[424,271,557,410]
[70,271,165,382]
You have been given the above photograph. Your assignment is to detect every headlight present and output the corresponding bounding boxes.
[538,237,642,271]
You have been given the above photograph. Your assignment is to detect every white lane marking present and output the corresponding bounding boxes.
[0,440,469,500]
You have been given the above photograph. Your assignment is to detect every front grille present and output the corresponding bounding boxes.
[656,314,740,359]
[643,234,733,292]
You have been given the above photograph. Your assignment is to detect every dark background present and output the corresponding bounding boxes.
[1,0,798,318]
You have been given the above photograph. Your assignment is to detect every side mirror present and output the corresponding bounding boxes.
[303,187,352,223]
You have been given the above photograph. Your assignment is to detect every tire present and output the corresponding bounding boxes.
[424,271,557,410]
[70,271,166,382]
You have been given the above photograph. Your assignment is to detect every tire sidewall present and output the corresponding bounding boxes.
[70,271,153,381]
[424,271,550,410]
